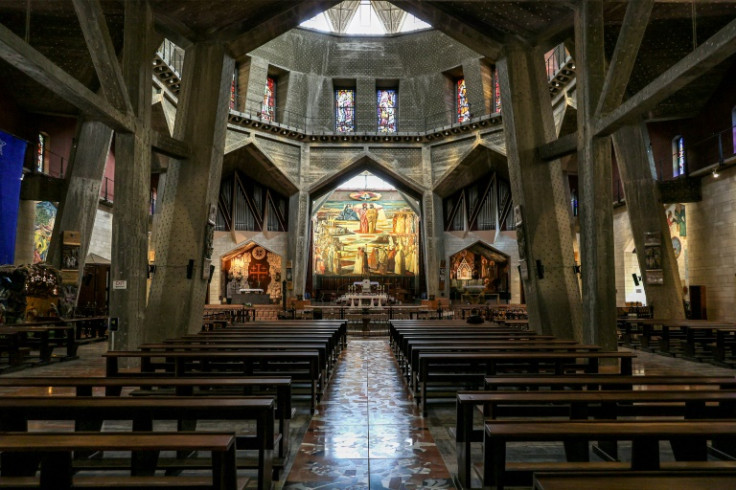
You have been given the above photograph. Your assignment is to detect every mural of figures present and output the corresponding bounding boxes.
[312,190,420,277]
[665,203,688,289]
[33,201,57,263]
[449,245,509,300]
[222,244,282,302]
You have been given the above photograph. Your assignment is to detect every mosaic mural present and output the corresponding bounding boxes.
[313,193,419,276]
[33,201,56,263]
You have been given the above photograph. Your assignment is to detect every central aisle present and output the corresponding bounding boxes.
[283,339,454,489]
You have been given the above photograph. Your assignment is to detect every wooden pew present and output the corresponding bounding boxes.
[0,432,242,490]
[0,325,76,362]
[104,350,320,413]
[533,471,736,490]
[0,330,29,367]
[0,376,292,462]
[484,420,736,490]
[140,342,331,385]
[417,350,636,415]
[456,388,736,487]
[0,396,275,490]
[482,374,736,391]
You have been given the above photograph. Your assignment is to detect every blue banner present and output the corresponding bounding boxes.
[0,130,28,265]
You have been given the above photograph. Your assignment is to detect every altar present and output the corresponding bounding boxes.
[344,293,388,308]
[337,278,390,308]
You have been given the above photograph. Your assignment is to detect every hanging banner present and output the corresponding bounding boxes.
[0,130,27,265]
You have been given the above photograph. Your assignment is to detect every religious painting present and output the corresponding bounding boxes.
[665,202,688,289]
[222,243,282,302]
[33,201,56,263]
[377,89,397,133]
[449,244,510,302]
[457,78,470,123]
[262,76,276,121]
[335,89,355,133]
[312,190,419,277]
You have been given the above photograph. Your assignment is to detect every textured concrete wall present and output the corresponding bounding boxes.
[246,29,491,133]
[684,173,736,322]
[613,206,635,306]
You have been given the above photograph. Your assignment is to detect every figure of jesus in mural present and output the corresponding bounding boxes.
[354,246,365,274]
[366,204,378,233]
[359,203,369,233]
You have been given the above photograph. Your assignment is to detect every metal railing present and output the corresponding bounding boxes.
[156,39,184,78]
[545,43,571,82]
[101,177,114,203]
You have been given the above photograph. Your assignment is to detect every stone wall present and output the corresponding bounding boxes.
[246,29,491,133]
[88,205,113,260]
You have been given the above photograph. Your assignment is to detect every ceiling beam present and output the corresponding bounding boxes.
[594,0,653,119]
[225,1,341,58]
[72,0,134,115]
[538,132,578,161]
[152,131,191,160]
[390,0,505,59]
[0,23,135,133]
[595,15,736,137]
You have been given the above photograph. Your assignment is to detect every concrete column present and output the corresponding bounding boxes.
[575,3,617,349]
[289,190,311,298]
[421,190,443,299]
[144,42,234,341]
[47,121,113,284]
[14,200,36,265]
[109,0,153,352]
[497,42,582,339]
[612,123,685,318]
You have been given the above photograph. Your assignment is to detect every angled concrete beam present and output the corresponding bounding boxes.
[539,132,578,161]
[390,0,504,59]
[594,0,653,118]
[595,16,736,136]
[152,131,191,160]
[0,23,134,133]
[72,0,133,114]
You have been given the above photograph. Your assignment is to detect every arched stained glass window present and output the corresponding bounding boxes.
[377,89,397,133]
[262,77,276,122]
[457,78,470,123]
[230,69,238,110]
[336,89,355,132]
[672,135,686,178]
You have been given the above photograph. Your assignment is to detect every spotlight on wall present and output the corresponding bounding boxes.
[713,166,721,178]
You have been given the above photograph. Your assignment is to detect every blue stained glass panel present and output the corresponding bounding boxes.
[336,89,355,132]
[377,89,397,133]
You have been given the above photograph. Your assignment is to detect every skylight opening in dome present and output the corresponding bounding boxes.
[300,12,333,33]
[345,1,386,35]
[337,171,395,191]
[399,13,431,33]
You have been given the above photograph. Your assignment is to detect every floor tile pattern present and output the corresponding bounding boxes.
[283,339,454,490]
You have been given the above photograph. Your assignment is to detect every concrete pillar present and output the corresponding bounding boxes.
[575,3,617,349]
[497,42,582,339]
[612,123,685,318]
[289,190,311,298]
[14,200,36,265]
[109,0,154,351]
[421,190,443,299]
[47,120,113,286]
[144,42,234,341]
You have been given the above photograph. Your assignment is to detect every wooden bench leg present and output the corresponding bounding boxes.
[40,451,72,490]
[631,439,660,470]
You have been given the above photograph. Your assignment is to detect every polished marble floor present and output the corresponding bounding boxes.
[1,337,735,489]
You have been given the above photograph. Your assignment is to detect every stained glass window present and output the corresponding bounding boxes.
[335,89,355,133]
[36,132,46,173]
[457,78,470,123]
[262,77,276,122]
[230,69,237,110]
[673,136,686,177]
[493,69,501,114]
[377,89,397,133]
